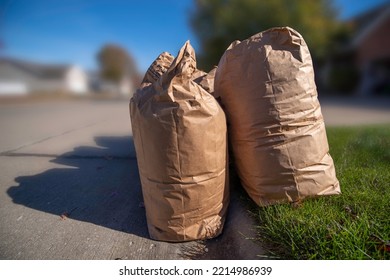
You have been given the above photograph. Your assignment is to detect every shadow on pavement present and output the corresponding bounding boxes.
[7,136,149,238]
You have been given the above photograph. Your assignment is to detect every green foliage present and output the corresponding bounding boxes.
[190,0,338,70]
[97,44,136,83]
[253,126,390,259]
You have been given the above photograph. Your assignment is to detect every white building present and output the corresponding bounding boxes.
[0,57,88,96]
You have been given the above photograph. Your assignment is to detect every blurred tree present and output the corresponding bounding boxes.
[190,0,338,70]
[97,44,137,83]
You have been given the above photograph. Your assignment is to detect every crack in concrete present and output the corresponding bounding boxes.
[0,119,110,156]
[0,152,136,160]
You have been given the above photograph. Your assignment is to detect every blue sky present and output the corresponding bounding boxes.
[0,0,388,73]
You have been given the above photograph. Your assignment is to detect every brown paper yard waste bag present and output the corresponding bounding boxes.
[215,27,340,206]
[130,41,229,242]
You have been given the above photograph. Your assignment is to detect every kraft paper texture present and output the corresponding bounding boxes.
[130,42,229,241]
[215,27,340,206]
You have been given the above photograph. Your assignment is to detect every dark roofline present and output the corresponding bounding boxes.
[351,4,390,47]
[346,2,389,23]
[0,56,73,79]
[342,2,390,47]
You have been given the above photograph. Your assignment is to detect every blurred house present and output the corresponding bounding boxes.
[324,3,390,95]
[350,4,390,95]
[0,57,88,96]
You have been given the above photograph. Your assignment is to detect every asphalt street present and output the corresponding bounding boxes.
[0,97,389,260]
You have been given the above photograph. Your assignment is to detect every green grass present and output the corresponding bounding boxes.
[252,125,390,259]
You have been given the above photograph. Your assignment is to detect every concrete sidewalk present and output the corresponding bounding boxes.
[0,100,262,260]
